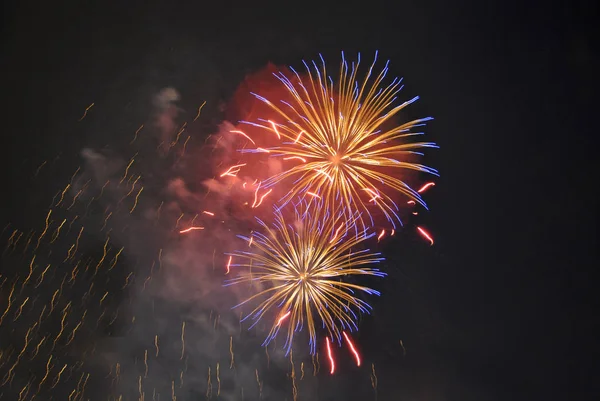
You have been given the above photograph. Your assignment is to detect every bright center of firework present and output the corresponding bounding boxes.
[330,153,342,165]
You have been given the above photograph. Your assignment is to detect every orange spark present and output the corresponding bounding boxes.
[230,130,256,145]
[407,200,416,205]
[268,120,281,139]
[226,256,232,274]
[377,230,385,242]
[179,226,205,234]
[202,211,215,216]
[306,192,321,199]
[418,182,436,193]
[330,224,344,243]
[252,182,262,207]
[416,226,434,246]
[253,189,272,208]
[293,130,304,143]
[283,156,307,163]
[256,148,270,153]
[220,163,246,177]
[363,188,380,203]
[314,169,333,183]
[391,229,395,236]
[342,332,361,366]
[325,338,335,375]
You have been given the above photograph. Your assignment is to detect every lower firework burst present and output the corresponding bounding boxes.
[226,201,385,355]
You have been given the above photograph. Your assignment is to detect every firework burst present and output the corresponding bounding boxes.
[226,201,385,355]
[240,51,438,229]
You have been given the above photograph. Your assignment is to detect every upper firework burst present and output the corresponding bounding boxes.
[240,52,438,229]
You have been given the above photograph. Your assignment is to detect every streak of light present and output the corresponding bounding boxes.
[416,226,434,245]
[180,321,186,360]
[276,311,291,326]
[417,182,435,193]
[193,100,206,122]
[130,124,144,144]
[230,130,256,145]
[226,256,232,274]
[220,163,246,177]
[179,226,204,234]
[325,338,335,375]
[342,332,361,366]
[229,336,235,369]
[78,102,94,121]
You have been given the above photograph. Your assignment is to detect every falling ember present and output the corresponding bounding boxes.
[179,226,204,234]
[325,338,335,375]
[202,211,215,216]
[391,229,395,236]
[276,311,291,326]
[417,182,436,193]
[416,226,434,246]
[407,200,416,205]
[342,332,361,366]
[226,256,232,274]
[377,230,385,242]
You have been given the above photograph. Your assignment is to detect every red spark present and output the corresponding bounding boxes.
[417,182,435,193]
[342,332,361,366]
[416,226,434,246]
[326,338,335,375]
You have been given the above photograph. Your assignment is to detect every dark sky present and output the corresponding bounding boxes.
[1,1,597,400]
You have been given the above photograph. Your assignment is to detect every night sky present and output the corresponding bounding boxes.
[1,1,597,400]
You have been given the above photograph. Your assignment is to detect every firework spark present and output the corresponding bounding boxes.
[240,51,438,229]
[225,201,385,355]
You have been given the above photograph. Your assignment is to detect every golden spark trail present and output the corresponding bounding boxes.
[78,102,94,121]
